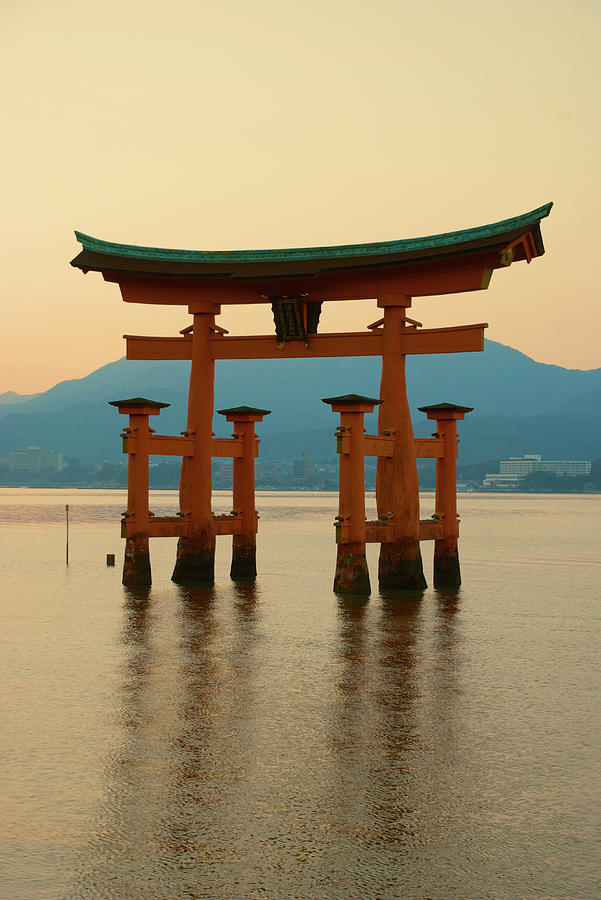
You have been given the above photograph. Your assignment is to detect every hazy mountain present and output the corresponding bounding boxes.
[1,340,600,463]
[0,390,40,406]
[261,414,601,464]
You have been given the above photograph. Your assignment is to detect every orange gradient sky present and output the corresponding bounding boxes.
[2,0,600,394]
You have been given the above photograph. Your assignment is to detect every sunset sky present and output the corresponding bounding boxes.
[2,0,600,394]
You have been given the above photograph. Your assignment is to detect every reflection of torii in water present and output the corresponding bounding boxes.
[71,202,552,594]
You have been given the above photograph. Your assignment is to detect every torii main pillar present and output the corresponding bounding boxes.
[172,303,219,583]
[376,296,426,590]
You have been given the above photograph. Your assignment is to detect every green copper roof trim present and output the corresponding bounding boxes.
[217,406,271,416]
[74,203,552,265]
[322,394,382,405]
[418,402,473,413]
[108,397,170,408]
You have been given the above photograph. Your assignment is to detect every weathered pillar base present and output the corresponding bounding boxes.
[230,539,257,581]
[434,538,461,588]
[123,535,151,586]
[334,543,371,595]
[172,534,216,584]
[378,540,427,591]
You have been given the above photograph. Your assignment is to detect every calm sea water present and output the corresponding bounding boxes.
[1,488,600,900]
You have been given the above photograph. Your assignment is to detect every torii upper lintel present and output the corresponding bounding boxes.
[71,202,552,304]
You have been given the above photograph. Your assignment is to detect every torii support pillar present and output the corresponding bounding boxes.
[376,297,427,591]
[323,394,381,595]
[172,304,220,584]
[109,397,170,586]
[419,403,473,587]
[218,406,270,580]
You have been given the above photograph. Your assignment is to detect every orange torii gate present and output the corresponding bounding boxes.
[71,202,551,592]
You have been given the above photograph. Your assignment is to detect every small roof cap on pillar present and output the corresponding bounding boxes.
[418,402,473,420]
[217,405,271,416]
[109,397,170,414]
[217,405,271,422]
[322,393,382,413]
[322,394,382,406]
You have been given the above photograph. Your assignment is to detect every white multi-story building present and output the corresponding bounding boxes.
[484,454,591,489]
[9,446,64,473]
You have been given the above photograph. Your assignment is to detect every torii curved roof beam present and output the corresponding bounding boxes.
[70,203,552,304]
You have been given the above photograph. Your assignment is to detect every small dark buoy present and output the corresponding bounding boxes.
[106,554,115,567]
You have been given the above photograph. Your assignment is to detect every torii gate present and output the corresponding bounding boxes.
[71,202,551,592]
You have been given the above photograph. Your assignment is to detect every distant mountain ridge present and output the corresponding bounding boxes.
[0,390,40,406]
[1,341,600,463]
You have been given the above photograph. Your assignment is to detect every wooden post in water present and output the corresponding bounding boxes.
[418,403,473,587]
[323,394,381,595]
[65,504,69,565]
[218,405,270,580]
[109,398,170,586]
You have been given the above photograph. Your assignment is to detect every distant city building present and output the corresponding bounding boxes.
[482,473,523,490]
[213,460,233,489]
[293,453,310,482]
[484,454,591,489]
[9,446,64,473]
